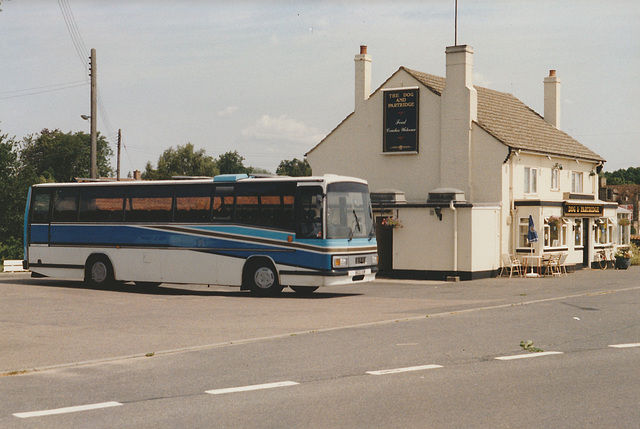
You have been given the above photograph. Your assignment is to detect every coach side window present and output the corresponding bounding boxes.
[212,186,234,222]
[125,185,173,222]
[79,187,125,222]
[52,188,79,222]
[258,182,296,230]
[31,190,52,223]
[235,186,259,226]
[175,184,213,222]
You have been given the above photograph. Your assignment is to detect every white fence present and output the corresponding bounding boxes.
[2,260,26,273]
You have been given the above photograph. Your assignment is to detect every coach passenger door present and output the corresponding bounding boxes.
[296,186,323,239]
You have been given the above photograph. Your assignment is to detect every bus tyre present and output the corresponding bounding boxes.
[246,260,283,296]
[290,286,319,295]
[85,255,115,288]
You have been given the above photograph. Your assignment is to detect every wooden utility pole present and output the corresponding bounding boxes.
[117,129,121,181]
[90,48,97,179]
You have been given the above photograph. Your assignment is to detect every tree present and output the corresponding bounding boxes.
[142,143,218,180]
[216,150,249,175]
[276,158,312,177]
[602,167,640,185]
[0,132,28,260]
[20,129,113,182]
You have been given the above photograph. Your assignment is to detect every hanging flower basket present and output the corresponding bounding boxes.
[547,216,561,228]
[381,217,403,229]
[618,218,630,227]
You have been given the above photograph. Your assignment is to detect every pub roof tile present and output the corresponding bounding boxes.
[403,67,605,162]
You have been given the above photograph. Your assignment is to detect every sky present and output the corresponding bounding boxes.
[1,1,639,175]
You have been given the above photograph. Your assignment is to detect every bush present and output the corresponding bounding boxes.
[0,237,23,261]
[631,243,640,266]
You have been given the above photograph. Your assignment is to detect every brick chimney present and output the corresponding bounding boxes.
[354,45,372,110]
[440,45,477,198]
[544,69,561,128]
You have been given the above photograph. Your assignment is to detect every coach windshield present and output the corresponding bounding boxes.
[326,182,374,240]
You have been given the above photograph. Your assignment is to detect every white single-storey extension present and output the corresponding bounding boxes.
[307,45,620,280]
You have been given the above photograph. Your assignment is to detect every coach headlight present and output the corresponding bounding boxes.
[332,256,348,268]
[371,254,378,265]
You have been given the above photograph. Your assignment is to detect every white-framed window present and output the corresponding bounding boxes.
[574,219,583,247]
[618,215,630,245]
[544,217,567,248]
[551,168,560,190]
[518,217,533,248]
[571,171,583,193]
[524,167,538,194]
[595,218,611,245]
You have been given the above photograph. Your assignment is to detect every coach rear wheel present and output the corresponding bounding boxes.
[85,255,115,288]
[246,260,283,296]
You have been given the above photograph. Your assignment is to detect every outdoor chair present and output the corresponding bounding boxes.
[541,253,553,276]
[545,253,563,277]
[556,252,569,276]
[500,254,523,278]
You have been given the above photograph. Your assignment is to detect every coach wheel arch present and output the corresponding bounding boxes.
[243,256,283,296]
[85,254,115,288]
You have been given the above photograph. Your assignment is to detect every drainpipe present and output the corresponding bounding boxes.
[509,150,517,253]
[450,200,458,273]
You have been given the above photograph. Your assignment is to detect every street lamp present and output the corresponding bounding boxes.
[81,114,97,179]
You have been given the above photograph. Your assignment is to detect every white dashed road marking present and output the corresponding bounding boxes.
[13,402,122,419]
[12,343,635,418]
[609,343,640,348]
[495,351,563,361]
[205,381,299,395]
[366,364,443,375]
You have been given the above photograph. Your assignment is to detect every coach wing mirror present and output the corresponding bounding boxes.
[316,194,324,208]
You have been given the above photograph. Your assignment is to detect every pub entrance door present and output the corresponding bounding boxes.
[375,217,393,273]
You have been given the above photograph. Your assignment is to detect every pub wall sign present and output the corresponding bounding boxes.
[383,88,419,153]
[563,203,603,217]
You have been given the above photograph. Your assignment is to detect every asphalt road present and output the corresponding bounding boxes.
[1,268,639,427]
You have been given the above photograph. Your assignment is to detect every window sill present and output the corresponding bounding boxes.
[381,151,419,156]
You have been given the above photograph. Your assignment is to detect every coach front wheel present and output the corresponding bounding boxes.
[246,260,283,296]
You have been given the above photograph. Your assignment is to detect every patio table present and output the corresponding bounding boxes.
[523,255,542,278]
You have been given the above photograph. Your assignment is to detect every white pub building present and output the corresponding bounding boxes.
[307,45,622,280]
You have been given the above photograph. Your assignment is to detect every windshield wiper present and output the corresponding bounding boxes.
[352,209,361,232]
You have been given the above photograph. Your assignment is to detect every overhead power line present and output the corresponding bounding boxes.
[0,81,87,100]
[55,0,134,173]
[57,0,89,75]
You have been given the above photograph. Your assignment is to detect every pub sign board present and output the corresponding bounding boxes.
[563,203,604,217]
[383,88,419,153]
